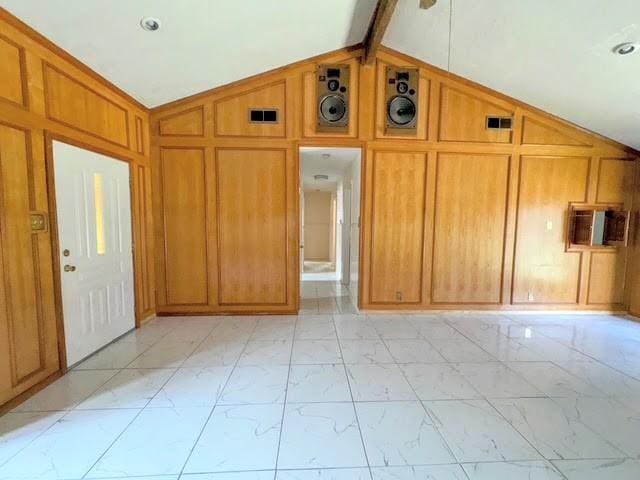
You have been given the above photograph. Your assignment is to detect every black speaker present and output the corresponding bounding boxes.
[385,67,419,134]
[317,64,350,133]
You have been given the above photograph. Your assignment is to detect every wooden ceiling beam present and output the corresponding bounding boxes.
[362,0,399,65]
[419,0,437,9]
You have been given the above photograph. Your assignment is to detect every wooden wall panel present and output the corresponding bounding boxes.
[214,82,286,137]
[0,10,153,411]
[0,34,25,106]
[521,117,589,147]
[0,124,58,405]
[43,63,130,147]
[432,153,509,303]
[158,107,204,137]
[513,156,589,304]
[596,158,635,204]
[588,252,625,305]
[160,148,208,305]
[216,149,288,305]
[369,151,427,304]
[439,86,514,143]
[150,45,638,317]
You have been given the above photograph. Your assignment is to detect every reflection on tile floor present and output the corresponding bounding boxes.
[300,281,357,314]
[2,298,640,478]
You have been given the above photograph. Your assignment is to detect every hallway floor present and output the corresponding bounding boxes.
[2,311,640,479]
[300,280,357,314]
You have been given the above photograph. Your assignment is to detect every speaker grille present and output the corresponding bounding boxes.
[319,95,347,123]
[388,96,416,126]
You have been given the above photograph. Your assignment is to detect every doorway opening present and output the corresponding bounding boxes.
[51,140,136,367]
[299,146,361,314]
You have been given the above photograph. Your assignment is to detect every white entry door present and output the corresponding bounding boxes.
[53,141,135,367]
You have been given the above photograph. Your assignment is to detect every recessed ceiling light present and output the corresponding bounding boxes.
[613,42,638,56]
[140,17,161,32]
[313,174,329,180]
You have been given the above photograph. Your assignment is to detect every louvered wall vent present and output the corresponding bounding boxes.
[486,116,513,130]
[249,109,278,123]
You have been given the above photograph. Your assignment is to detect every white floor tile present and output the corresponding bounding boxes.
[278,468,370,480]
[87,406,211,477]
[183,339,245,367]
[184,404,283,473]
[288,364,352,402]
[346,364,416,401]
[427,338,495,362]
[371,465,468,480]
[11,370,117,412]
[74,341,150,370]
[423,399,541,462]
[0,409,138,480]
[76,368,175,409]
[384,339,445,363]
[334,317,380,340]
[505,362,605,397]
[185,472,274,480]
[126,340,199,369]
[239,340,292,365]
[340,340,394,364]
[295,316,337,340]
[401,364,481,400]
[149,366,233,407]
[462,460,564,479]
[219,365,288,404]
[491,397,625,460]
[291,340,343,364]
[455,362,544,398]
[278,402,367,469]
[552,459,640,480]
[0,411,65,465]
[356,401,454,466]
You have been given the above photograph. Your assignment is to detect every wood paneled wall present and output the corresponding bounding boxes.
[0,10,154,409]
[151,46,638,315]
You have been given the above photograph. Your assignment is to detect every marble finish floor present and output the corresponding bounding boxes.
[2,311,640,479]
[299,281,357,314]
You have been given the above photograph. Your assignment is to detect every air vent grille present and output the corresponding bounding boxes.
[249,109,278,124]
[486,116,513,130]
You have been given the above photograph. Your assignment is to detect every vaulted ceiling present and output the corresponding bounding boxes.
[2,0,639,149]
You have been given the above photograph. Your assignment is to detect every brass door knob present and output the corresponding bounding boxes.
[63,265,76,272]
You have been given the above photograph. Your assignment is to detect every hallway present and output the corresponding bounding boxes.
[300,280,358,314]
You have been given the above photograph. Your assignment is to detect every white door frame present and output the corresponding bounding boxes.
[45,134,137,369]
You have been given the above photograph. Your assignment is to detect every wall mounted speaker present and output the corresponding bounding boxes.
[317,64,350,133]
[385,67,419,134]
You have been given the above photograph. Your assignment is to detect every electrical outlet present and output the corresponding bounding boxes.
[395,291,402,301]
[528,292,535,302]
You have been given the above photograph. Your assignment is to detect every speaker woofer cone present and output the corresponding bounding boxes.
[387,96,416,126]
[320,95,347,123]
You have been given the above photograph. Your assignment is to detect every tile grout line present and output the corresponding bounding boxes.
[79,318,222,479]
[333,314,375,480]
[273,315,299,477]
[0,321,186,471]
[177,317,262,478]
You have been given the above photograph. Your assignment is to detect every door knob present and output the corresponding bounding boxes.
[63,265,76,272]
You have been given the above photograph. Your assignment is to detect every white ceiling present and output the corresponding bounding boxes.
[301,147,360,191]
[3,0,640,148]
[0,0,376,107]
[385,0,640,150]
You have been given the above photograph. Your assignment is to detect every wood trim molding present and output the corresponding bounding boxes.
[0,7,147,111]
